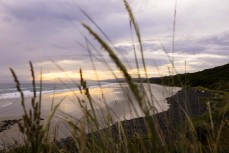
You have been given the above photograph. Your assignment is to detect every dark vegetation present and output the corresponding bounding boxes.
[149,63,229,91]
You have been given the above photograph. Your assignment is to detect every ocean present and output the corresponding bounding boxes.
[0,81,181,123]
[0,81,181,141]
[0,81,116,108]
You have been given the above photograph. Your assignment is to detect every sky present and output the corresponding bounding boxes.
[0,0,228,82]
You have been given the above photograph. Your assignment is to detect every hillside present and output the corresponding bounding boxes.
[149,63,229,91]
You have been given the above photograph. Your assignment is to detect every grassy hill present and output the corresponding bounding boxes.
[149,63,229,91]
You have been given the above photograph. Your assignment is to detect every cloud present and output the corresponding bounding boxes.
[0,0,228,82]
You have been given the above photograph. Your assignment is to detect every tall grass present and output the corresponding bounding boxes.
[4,0,229,153]
[9,62,64,153]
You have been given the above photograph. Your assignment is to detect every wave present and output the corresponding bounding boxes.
[0,102,13,108]
[0,82,117,100]
[0,89,74,100]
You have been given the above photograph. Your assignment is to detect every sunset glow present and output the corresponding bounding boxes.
[0,0,228,82]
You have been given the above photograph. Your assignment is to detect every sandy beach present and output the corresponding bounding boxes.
[0,83,181,147]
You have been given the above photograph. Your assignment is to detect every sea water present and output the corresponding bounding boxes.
[0,81,181,142]
[0,82,181,122]
[0,81,114,104]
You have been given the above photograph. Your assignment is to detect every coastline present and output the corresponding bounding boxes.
[0,83,180,148]
[104,87,211,135]
[0,83,180,128]
[0,86,215,151]
[56,87,213,149]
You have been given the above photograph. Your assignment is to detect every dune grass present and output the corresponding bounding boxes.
[3,0,229,153]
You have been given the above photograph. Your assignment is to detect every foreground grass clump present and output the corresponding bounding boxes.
[8,62,63,153]
[3,0,229,153]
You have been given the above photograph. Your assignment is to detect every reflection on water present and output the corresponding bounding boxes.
[0,83,181,141]
[48,83,180,123]
[0,83,180,121]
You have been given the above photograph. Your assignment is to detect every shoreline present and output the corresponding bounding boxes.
[0,83,180,131]
[0,86,214,151]
[0,83,181,149]
[56,87,213,149]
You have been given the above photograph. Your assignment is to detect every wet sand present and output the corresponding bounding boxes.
[0,83,180,147]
